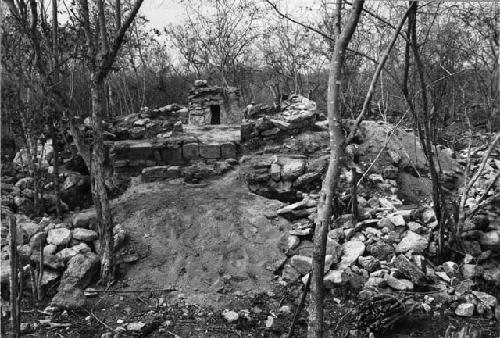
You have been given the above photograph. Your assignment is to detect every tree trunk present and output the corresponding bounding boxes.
[90,80,114,283]
[408,2,444,258]
[51,127,61,218]
[308,1,364,337]
[9,214,20,338]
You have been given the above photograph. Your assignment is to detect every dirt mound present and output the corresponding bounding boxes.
[111,171,289,307]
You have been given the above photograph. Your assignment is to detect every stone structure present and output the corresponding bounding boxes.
[188,80,241,126]
[241,94,319,145]
[110,127,240,176]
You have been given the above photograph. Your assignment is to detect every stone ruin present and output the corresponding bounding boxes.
[188,80,242,126]
[241,94,320,147]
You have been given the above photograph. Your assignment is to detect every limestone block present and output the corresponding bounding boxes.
[199,143,221,159]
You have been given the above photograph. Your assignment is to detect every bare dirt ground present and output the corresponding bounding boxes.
[111,169,289,308]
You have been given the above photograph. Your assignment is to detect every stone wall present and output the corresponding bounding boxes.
[188,80,241,125]
[110,136,239,176]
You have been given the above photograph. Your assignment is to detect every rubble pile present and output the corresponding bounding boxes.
[241,95,319,146]
[0,208,132,310]
[2,144,92,215]
[242,154,328,202]
[455,137,500,249]
[110,104,188,141]
[264,147,500,322]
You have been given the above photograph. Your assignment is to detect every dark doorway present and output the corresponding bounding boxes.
[210,105,221,124]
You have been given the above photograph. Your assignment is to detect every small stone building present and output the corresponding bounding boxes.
[188,80,241,126]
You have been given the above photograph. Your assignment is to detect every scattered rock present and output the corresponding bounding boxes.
[472,291,497,308]
[392,254,427,286]
[324,270,349,288]
[422,208,436,224]
[222,309,239,323]
[386,275,413,291]
[126,322,146,331]
[290,255,312,275]
[47,228,72,246]
[72,209,97,229]
[455,303,474,317]
[55,243,91,263]
[339,240,365,270]
[59,252,100,288]
[43,244,57,256]
[396,231,428,253]
[389,214,405,227]
[72,228,98,242]
[480,230,500,249]
[51,283,85,309]
[358,256,380,273]
[40,269,60,287]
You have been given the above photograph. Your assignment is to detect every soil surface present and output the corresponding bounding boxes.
[111,169,289,308]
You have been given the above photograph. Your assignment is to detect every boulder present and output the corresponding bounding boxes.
[472,291,498,308]
[480,230,500,249]
[40,269,60,287]
[396,231,428,253]
[60,252,100,289]
[324,270,349,288]
[442,261,460,277]
[281,159,305,180]
[55,243,91,263]
[43,244,57,256]
[392,254,427,286]
[47,228,72,246]
[364,276,386,288]
[386,275,413,291]
[290,255,312,275]
[51,283,85,309]
[287,235,300,250]
[1,260,10,287]
[72,209,97,229]
[389,214,405,227]
[358,256,380,273]
[455,303,474,317]
[29,232,47,251]
[15,177,34,190]
[72,228,98,242]
[339,240,365,270]
[19,221,42,238]
[270,163,281,181]
[422,208,436,224]
[366,242,395,261]
[462,264,480,279]
[30,253,65,270]
[281,264,300,283]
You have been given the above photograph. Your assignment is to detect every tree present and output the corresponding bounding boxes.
[3,0,144,283]
[77,0,144,283]
[308,1,364,336]
[166,0,260,87]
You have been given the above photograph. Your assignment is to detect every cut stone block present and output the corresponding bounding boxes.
[183,143,199,161]
[199,143,221,159]
[161,145,184,165]
[220,143,236,159]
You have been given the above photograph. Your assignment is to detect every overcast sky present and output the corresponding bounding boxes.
[140,0,186,28]
[139,0,317,30]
